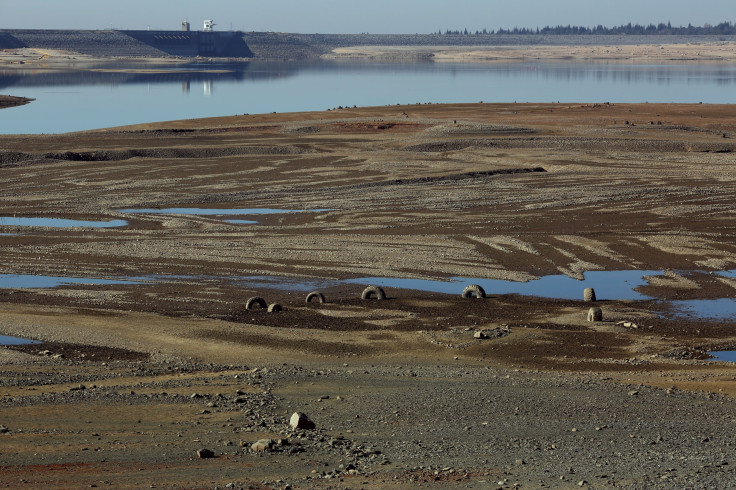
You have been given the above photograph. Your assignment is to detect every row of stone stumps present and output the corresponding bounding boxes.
[244,296,282,313]
[244,285,604,320]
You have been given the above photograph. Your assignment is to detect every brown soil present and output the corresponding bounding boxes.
[2,102,736,487]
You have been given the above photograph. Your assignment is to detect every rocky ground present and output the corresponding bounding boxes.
[1,103,736,487]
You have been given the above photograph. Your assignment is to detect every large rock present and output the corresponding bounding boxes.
[290,412,316,430]
[587,307,603,322]
[251,438,273,452]
[197,448,215,459]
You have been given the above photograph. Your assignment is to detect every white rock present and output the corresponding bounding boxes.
[290,412,315,430]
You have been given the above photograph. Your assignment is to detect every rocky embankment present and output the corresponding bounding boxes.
[1,30,167,57]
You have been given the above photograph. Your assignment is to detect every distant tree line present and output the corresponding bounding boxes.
[439,21,736,36]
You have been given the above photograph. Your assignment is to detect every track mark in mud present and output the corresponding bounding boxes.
[5,340,149,361]
[350,167,547,189]
[189,166,547,205]
[0,145,313,167]
[197,328,375,356]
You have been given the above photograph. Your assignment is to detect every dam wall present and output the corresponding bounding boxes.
[0,29,253,58]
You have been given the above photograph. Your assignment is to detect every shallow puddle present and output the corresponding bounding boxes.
[238,270,661,300]
[344,270,662,300]
[224,220,259,225]
[0,217,127,228]
[0,334,39,345]
[709,351,736,363]
[0,274,142,289]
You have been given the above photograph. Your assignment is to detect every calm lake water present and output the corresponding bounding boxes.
[2,61,736,134]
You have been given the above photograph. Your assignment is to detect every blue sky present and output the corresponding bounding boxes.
[1,0,734,33]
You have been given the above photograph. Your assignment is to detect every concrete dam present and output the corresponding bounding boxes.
[0,29,255,58]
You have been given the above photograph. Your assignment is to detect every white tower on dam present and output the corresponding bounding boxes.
[203,20,215,32]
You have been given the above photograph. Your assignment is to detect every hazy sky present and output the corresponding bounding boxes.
[2,0,734,33]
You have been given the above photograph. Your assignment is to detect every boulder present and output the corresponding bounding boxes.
[197,448,215,459]
[251,438,273,452]
[587,307,603,322]
[290,412,316,430]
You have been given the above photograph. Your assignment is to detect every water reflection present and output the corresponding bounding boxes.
[0,61,298,90]
[670,298,736,320]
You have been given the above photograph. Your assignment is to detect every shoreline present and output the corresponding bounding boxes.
[1,40,736,70]
[326,41,736,63]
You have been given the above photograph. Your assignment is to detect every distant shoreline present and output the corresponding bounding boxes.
[2,40,736,70]
[1,30,736,62]
[324,42,736,63]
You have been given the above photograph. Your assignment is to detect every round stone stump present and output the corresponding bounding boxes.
[587,306,603,322]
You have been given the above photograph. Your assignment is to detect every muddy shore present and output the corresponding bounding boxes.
[0,95,33,109]
[2,102,736,487]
